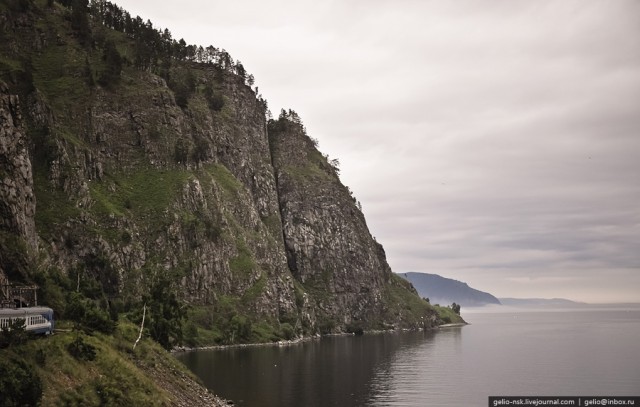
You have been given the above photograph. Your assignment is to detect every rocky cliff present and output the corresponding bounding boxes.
[0,81,38,284]
[270,115,426,330]
[0,0,442,342]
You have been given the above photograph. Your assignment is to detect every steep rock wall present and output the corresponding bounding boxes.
[269,117,398,328]
[0,81,37,283]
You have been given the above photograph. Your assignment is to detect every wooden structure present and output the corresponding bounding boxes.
[1,280,39,309]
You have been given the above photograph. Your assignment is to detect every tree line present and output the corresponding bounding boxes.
[53,0,254,86]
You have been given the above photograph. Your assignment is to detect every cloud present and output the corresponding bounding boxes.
[114,0,640,302]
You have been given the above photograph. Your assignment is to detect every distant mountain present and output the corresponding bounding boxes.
[400,272,501,307]
[499,298,587,307]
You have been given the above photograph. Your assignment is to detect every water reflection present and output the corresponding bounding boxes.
[176,330,456,407]
[368,329,462,406]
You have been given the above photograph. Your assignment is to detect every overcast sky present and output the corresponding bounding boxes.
[115,0,640,303]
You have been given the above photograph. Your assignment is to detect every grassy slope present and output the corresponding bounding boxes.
[385,274,465,327]
[2,321,224,406]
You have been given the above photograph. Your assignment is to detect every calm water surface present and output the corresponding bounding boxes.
[176,307,640,406]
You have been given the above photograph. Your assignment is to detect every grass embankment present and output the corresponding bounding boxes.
[0,320,226,406]
[385,274,465,328]
[433,305,466,325]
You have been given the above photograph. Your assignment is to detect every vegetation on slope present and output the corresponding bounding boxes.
[0,320,224,406]
[384,274,465,327]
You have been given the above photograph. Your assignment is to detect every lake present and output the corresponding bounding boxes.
[175,306,640,406]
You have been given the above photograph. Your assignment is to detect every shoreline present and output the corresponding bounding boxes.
[172,323,468,353]
[172,334,321,353]
[438,322,469,328]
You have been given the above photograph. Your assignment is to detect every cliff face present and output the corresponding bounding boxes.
[29,66,297,321]
[0,82,37,283]
[0,2,436,337]
[269,117,394,328]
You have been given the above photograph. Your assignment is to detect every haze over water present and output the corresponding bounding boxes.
[177,306,640,406]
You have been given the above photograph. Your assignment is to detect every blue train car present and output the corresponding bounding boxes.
[0,307,55,335]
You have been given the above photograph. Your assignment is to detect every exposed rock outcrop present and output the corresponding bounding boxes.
[270,117,394,327]
[0,81,37,282]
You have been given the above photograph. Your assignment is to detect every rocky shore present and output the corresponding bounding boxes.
[173,321,467,354]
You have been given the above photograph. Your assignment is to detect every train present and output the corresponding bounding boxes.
[0,306,55,335]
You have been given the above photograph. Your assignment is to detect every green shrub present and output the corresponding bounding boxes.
[66,292,116,334]
[203,85,224,111]
[225,314,252,344]
[33,268,69,318]
[168,68,196,109]
[35,349,47,367]
[95,377,127,405]
[97,40,122,87]
[0,318,28,349]
[183,321,199,347]
[318,316,336,335]
[0,357,43,406]
[67,335,97,361]
[346,323,364,336]
[451,302,461,315]
[280,323,295,340]
[3,0,32,13]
